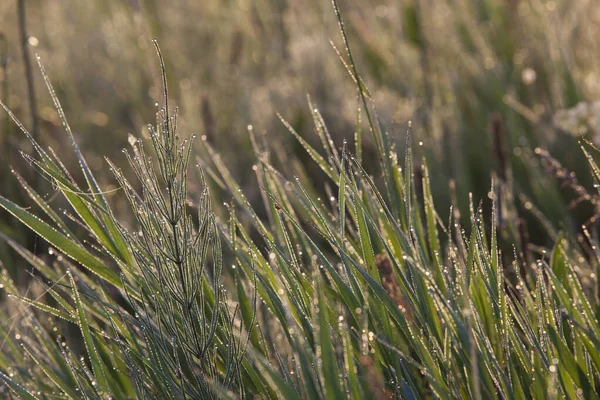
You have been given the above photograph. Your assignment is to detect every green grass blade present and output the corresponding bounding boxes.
[0,195,122,289]
[69,270,111,395]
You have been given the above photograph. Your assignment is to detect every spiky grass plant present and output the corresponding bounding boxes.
[0,43,250,399]
[1,4,600,399]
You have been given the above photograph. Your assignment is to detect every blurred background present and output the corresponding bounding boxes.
[1,0,600,283]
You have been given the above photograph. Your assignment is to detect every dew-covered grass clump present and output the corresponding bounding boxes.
[1,1,600,399]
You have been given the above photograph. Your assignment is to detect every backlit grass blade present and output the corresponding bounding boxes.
[0,195,122,288]
[11,169,78,241]
[21,344,80,398]
[37,56,133,267]
[317,280,345,400]
[0,371,40,400]
[69,271,111,395]
[8,294,75,323]
[547,325,599,400]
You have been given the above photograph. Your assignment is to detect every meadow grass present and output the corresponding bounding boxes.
[1,1,600,399]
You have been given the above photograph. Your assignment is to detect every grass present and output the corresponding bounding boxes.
[1,0,600,398]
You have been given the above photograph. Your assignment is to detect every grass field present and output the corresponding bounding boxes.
[1,0,600,398]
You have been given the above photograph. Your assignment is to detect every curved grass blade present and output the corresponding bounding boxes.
[0,195,122,288]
